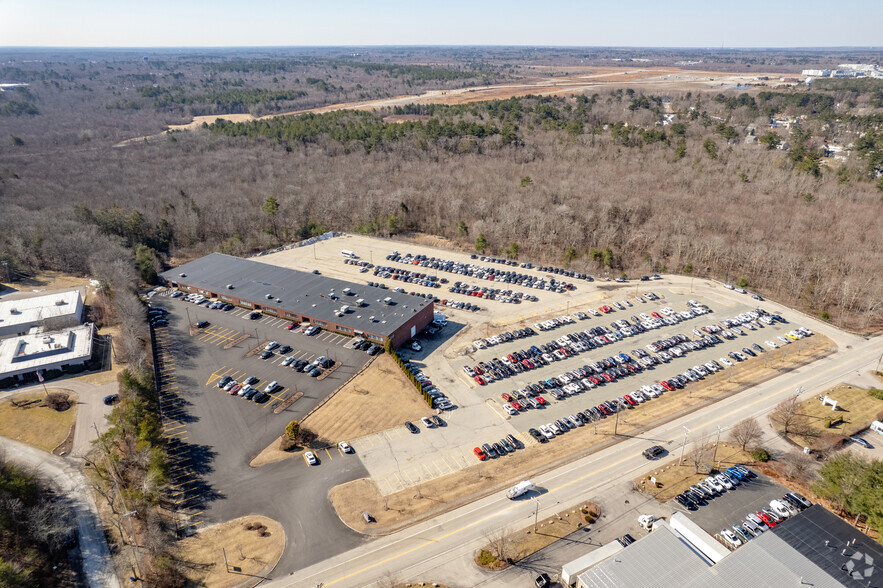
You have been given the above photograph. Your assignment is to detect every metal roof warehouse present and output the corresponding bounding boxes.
[159,253,433,348]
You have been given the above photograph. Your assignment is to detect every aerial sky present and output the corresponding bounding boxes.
[1,0,880,47]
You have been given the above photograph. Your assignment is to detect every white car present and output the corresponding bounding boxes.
[724,283,735,290]
[721,529,742,548]
[777,335,791,344]
[715,474,734,490]
[720,357,734,367]
[224,380,238,391]
[746,513,769,531]
[304,451,318,465]
[705,476,725,493]
[765,340,779,349]
[421,416,434,428]
[539,425,554,439]
[473,340,486,349]
[338,441,353,453]
[503,403,517,416]
[282,357,294,366]
[410,340,422,352]
[264,380,278,393]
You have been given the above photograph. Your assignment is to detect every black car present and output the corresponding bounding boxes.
[528,428,547,443]
[405,421,419,434]
[676,494,697,511]
[196,320,209,328]
[103,393,119,406]
[260,351,273,359]
[643,445,665,459]
[279,345,292,354]
[249,311,261,319]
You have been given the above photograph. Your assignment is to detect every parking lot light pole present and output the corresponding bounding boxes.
[678,426,690,465]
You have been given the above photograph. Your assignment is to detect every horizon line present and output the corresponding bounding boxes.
[2,44,883,51]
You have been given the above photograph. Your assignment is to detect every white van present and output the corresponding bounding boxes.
[341,250,357,259]
[871,421,883,436]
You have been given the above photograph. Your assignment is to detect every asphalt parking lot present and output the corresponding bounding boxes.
[453,290,808,431]
[148,292,373,568]
[677,471,790,538]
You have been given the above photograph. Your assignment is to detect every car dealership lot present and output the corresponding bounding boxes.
[453,291,808,431]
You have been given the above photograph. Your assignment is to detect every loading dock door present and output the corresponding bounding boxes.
[411,325,416,338]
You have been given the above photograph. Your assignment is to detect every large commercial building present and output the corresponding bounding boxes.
[0,289,93,381]
[574,507,882,588]
[159,253,433,348]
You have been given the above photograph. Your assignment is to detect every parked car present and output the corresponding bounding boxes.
[338,441,353,453]
[405,421,419,434]
[304,451,318,465]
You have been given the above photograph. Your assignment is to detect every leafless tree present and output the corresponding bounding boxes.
[770,395,809,436]
[778,450,818,486]
[689,432,714,473]
[483,526,514,563]
[728,417,764,451]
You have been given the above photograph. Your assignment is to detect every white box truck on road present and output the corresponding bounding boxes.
[506,480,535,499]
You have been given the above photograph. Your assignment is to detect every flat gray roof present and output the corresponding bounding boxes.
[159,253,431,338]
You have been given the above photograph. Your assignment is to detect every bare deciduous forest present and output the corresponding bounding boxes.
[1,48,882,331]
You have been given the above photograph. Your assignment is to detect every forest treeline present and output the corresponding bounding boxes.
[2,86,882,330]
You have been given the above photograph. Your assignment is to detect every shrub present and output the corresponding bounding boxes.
[584,515,593,523]
[279,437,298,451]
[751,448,771,462]
[476,549,499,566]
[45,392,71,412]
[869,388,883,401]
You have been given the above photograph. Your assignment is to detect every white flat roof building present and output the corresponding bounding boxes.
[0,324,94,380]
[0,290,83,339]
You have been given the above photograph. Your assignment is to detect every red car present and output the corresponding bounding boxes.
[600,306,612,313]
[623,395,638,406]
[601,372,615,383]
[522,359,534,369]
[229,384,242,395]
[598,404,612,416]
[589,376,601,385]
[660,381,675,391]
[474,375,486,386]
[501,392,513,402]
[473,365,483,375]
[758,512,776,528]
[511,400,522,411]
[507,354,517,363]
[536,396,547,405]
[473,447,487,461]
[651,311,661,318]
[286,323,296,330]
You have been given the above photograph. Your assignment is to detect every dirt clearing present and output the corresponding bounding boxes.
[174,516,284,588]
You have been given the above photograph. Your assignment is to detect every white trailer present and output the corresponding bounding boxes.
[341,250,358,258]
[505,480,535,499]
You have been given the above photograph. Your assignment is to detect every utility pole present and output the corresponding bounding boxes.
[614,409,620,436]
[711,426,722,464]
[1,260,9,283]
[678,426,690,465]
[532,497,539,532]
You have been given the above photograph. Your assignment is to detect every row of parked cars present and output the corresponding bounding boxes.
[401,359,452,410]
[448,281,537,303]
[217,374,275,403]
[372,264,445,288]
[473,433,523,460]
[388,251,576,293]
[466,304,722,387]
[672,464,757,511]
[719,492,813,549]
[259,341,335,377]
[472,326,538,350]
[469,254,596,284]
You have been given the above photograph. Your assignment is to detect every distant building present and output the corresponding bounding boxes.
[802,69,832,77]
